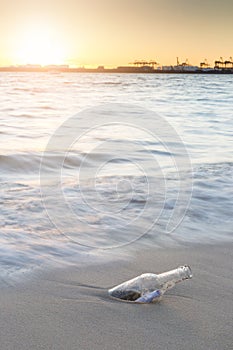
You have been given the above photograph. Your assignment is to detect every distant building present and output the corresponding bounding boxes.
[161,66,173,71]
[45,64,69,69]
[20,64,42,68]
[173,64,199,72]
[117,65,153,72]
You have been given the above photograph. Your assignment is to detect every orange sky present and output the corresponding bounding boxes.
[1,0,233,67]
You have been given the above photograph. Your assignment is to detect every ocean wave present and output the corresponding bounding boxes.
[0,152,83,174]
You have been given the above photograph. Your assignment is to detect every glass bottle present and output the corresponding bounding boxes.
[108,265,192,302]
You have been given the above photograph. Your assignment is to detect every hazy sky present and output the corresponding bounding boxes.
[1,0,233,66]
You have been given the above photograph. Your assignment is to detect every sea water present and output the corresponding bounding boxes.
[0,72,232,279]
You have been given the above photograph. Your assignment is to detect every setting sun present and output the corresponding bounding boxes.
[16,26,66,66]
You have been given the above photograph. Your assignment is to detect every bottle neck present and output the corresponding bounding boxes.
[157,265,192,286]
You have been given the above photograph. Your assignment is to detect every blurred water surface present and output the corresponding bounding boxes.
[0,72,232,278]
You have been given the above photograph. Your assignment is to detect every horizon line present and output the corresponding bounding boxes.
[1,56,233,69]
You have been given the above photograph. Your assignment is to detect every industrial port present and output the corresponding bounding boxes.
[0,57,233,74]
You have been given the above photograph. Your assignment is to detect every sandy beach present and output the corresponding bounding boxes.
[0,242,232,350]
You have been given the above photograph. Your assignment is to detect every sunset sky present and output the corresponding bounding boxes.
[1,0,233,67]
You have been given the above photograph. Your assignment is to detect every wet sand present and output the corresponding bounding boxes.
[0,243,232,350]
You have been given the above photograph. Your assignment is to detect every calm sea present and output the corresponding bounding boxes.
[0,72,232,279]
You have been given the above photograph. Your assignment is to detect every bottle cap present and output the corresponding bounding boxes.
[179,265,192,279]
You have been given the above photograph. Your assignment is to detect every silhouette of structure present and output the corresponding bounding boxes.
[1,57,233,73]
[200,59,209,68]
[130,60,159,68]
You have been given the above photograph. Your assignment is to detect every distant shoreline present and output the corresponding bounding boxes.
[1,66,233,74]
